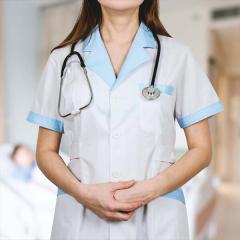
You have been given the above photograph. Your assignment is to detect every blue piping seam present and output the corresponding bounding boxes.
[162,188,185,204]
[138,82,174,96]
[177,101,224,128]
[57,188,66,196]
[57,187,185,204]
[26,111,64,133]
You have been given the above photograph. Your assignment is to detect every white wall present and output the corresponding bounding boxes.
[161,4,209,71]
[0,0,5,144]
[3,0,40,148]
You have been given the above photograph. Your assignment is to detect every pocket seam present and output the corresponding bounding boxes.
[154,144,175,163]
[138,82,175,96]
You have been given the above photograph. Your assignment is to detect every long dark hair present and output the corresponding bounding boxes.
[51,0,171,53]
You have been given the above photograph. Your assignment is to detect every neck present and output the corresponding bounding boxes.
[99,6,140,45]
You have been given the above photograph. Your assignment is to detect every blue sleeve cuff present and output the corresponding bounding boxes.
[26,111,64,133]
[177,101,224,128]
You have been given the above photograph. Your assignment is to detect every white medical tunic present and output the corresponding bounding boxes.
[27,21,224,240]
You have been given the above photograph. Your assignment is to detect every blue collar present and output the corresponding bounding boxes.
[80,21,158,89]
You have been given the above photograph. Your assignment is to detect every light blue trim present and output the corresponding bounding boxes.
[81,21,157,88]
[162,188,185,204]
[26,111,64,133]
[82,21,156,52]
[57,188,66,196]
[138,82,174,96]
[177,101,224,128]
[141,23,157,49]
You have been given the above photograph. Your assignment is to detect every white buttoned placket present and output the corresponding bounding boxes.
[109,91,123,182]
[108,89,124,240]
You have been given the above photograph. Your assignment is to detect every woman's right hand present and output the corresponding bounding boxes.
[75,180,144,221]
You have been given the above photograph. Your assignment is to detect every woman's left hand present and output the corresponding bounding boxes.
[113,178,159,205]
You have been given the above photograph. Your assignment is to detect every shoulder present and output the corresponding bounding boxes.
[157,35,196,71]
[159,35,189,51]
[158,35,191,58]
[47,39,83,64]
[48,44,72,67]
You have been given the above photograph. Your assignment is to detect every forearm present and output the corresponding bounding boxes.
[151,146,211,198]
[36,149,85,201]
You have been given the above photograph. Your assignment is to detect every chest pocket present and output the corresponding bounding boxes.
[138,82,175,136]
[60,60,92,118]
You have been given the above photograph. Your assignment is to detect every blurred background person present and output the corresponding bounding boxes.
[0,143,61,239]
[9,143,35,181]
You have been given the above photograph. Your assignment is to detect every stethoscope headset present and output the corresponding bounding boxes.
[58,24,161,118]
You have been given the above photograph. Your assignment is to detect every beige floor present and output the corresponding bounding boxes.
[203,182,240,240]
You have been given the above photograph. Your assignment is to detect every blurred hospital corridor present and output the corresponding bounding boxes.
[0,0,240,239]
[206,9,240,240]
[208,182,240,240]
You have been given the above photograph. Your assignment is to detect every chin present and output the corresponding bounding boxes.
[98,0,144,11]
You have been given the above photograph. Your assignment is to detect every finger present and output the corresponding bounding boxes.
[112,200,143,212]
[111,180,136,191]
[107,211,134,221]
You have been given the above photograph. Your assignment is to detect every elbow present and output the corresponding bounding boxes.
[202,145,213,168]
[204,155,212,168]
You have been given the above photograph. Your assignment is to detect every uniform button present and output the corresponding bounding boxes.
[111,170,122,178]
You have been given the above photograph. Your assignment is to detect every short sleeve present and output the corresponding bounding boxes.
[26,53,64,133]
[175,47,224,128]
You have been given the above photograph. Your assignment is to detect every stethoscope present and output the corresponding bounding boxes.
[58,26,161,118]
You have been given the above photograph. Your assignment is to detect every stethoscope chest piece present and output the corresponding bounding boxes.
[58,26,162,118]
[142,86,160,100]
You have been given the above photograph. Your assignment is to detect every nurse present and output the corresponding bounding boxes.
[26,0,224,239]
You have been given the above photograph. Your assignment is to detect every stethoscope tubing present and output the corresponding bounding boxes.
[150,31,161,87]
[58,25,161,117]
[58,49,93,118]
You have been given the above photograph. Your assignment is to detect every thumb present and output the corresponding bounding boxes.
[111,179,136,191]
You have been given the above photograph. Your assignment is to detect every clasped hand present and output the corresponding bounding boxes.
[76,178,158,222]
